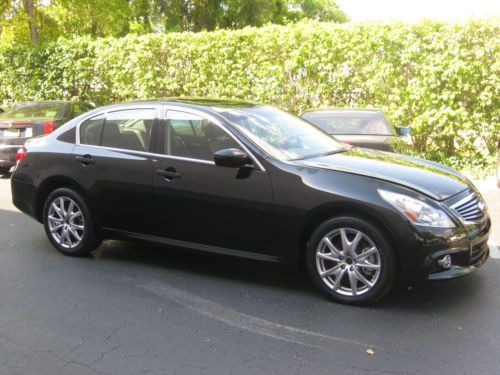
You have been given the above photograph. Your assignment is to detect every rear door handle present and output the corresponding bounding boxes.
[75,155,96,165]
[156,168,181,181]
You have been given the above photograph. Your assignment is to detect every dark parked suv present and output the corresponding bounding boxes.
[11,99,490,304]
[0,101,93,175]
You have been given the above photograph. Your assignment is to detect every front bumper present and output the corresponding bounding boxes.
[412,213,491,284]
[428,245,489,281]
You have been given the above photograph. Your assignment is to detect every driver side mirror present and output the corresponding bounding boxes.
[214,148,252,168]
[396,127,411,136]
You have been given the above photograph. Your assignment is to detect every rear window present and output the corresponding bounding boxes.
[303,111,392,136]
[0,102,65,120]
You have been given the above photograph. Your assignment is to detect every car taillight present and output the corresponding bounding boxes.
[43,120,56,134]
[16,147,27,162]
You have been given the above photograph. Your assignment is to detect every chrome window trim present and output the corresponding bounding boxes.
[74,103,266,171]
[75,104,159,145]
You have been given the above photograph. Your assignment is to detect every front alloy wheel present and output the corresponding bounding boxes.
[306,217,395,305]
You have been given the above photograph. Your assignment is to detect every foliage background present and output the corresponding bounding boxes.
[0,20,498,174]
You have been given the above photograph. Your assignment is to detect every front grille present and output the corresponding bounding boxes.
[450,193,486,224]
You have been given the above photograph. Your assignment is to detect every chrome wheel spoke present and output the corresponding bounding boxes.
[355,247,377,262]
[69,227,81,241]
[322,237,342,257]
[320,264,342,278]
[348,270,358,296]
[58,198,67,217]
[69,210,81,222]
[332,268,346,291]
[350,232,362,254]
[355,261,380,270]
[51,202,63,217]
[50,224,63,233]
[48,215,63,222]
[317,251,340,262]
[354,267,374,288]
[340,228,349,252]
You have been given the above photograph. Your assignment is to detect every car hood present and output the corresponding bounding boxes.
[293,148,471,201]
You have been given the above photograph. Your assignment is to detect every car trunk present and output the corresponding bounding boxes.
[0,120,40,146]
[332,134,395,152]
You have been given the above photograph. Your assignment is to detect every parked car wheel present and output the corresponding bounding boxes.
[306,216,395,305]
[43,188,101,256]
[0,167,10,175]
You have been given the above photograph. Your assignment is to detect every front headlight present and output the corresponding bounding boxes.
[378,189,456,228]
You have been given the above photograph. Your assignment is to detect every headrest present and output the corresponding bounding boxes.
[103,122,121,140]
[204,123,226,139]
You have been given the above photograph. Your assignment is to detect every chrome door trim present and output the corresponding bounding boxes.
[73,143,215,166]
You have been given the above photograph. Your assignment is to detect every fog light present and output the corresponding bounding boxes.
[437,255,452,269]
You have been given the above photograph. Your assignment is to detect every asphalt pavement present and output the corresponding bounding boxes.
[0,174,499,375]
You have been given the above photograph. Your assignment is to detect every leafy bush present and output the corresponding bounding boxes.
[0,20,498,174]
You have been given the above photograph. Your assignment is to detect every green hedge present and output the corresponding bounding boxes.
[0,20,498,174]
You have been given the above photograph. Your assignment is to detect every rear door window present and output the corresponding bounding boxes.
[80,115,105,146]
[101,109,155,152]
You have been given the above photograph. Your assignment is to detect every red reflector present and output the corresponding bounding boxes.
[343,141,351,145]
[43,120,56,134]
[16,147,27,162]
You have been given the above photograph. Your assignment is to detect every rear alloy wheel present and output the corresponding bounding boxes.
[306,217,395,305]
[43,188,100,256]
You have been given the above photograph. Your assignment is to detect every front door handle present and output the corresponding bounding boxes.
[75,155,95,165]
[156,168,181,181]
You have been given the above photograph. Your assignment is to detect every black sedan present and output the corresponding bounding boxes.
[11,99,490,305]
[301,108,411,152]
[0,101,93,175]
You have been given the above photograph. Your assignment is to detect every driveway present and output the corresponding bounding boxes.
[0,175,499,375]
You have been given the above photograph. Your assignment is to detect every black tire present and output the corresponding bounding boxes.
[0,166,11,175]
[43,187,101,256]
[305,216,395,305]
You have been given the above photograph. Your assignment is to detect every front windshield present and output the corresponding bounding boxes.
[218,106,345,161]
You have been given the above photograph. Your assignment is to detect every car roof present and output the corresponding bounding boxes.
[15,101,72,105]
[92,98,259,113]
[302,108,384,115]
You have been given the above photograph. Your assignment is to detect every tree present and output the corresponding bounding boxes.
[0,0,349,45]
[21,0,37,43]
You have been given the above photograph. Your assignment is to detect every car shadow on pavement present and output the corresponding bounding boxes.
[96,240,314,294]
[94,239,489,313]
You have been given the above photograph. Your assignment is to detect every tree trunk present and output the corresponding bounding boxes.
[22,0,38,44]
